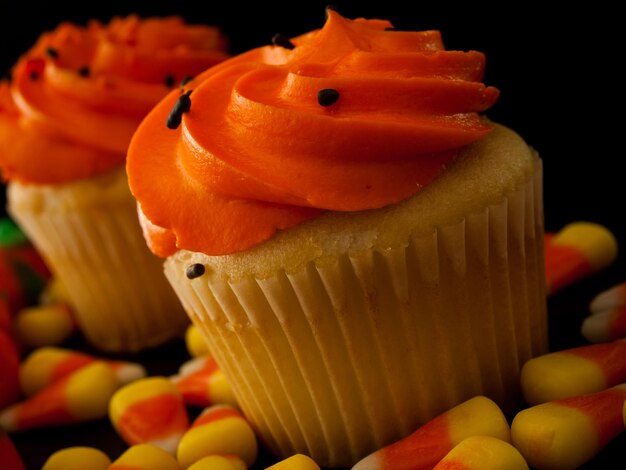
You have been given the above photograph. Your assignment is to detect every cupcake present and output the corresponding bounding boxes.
[127,11,547,467]
[0,15,229,352]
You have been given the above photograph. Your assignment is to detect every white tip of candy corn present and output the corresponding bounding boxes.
[590,282,626,313]
[581,309,625,343]
[110,362,148,386]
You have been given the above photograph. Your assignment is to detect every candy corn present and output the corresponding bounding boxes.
[109,377,189,454]
[590,281,626,313]
[170,355,237,408]
[185,323,210,358]
[177,404,258,469]
[511,384,626,470]
[13,304,77,348]
[0,330,21,410]
[352,396,511,470]
[0,429,25,470]
[582,282,626,343]
[19,346,146,397]
[432,436,528,469]
[107,444,181,470]
[544,222,618,296]
[521,339,626,405]
[264,454,321,470]
[0,362,118,431]
[581,307,626,343]
[187,455,247,470]
[42,447,111,470]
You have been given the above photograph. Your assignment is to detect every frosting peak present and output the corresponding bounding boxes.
[127,11,499,257]
[0,15,229,184]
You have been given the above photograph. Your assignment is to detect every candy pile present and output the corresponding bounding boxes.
[1,218,625,470]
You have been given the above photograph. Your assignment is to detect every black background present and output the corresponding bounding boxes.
[1,0,624,241]
[1,1,625,468]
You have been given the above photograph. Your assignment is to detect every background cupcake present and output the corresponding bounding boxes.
[0,15,229,352]
[127,11,546,467]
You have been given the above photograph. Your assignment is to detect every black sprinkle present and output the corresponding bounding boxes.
[166,92,192,129]
[45,47,59,59]
[271,33,295,50]
[185,263,205,279]
[77,66,90,77]
[29,71,39,81]
[164,74,175,88]
[317,88,340,107]
[179,75,193,88]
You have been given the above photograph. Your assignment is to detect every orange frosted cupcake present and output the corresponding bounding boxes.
[127,11,547,467]
[0,15,229,352]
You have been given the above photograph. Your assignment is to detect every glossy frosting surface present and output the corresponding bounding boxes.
[0,15,229,184]
[127,11,499,257]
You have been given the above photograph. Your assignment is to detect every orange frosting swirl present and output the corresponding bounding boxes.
[127,11,499,257]
[0,15,229,184]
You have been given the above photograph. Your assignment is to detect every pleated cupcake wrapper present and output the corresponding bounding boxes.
[164,159,546,467]
[8,176,189,353]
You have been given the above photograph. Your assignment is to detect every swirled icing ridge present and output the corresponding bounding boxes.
[127,11,499,257]
[0,15,229,184]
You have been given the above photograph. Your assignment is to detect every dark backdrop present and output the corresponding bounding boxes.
[1,1,622,241]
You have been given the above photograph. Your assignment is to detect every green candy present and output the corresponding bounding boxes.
[0,217,28,248]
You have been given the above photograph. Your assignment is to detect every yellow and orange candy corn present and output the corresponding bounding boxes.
[13,304,77,348]
[352,396,511,470]
[185,324,210,358]
[177,404,258,469]
[512,384,626,470]
[42,447,111,470]
[521,339,626,405]
[19,346,146,397]
[187,455,247,470]
[544,222,618,296]
[264,454,321,470]
[0,362,118,431]
[107,444,181,470]
[432,435,528,470]
[170,355,237,408]
[582,281,626,343]
[0,429,25,470]
[109,377,189,454]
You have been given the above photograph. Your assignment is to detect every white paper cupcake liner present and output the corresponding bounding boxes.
[164,158,546,467]
[8,168,189,353]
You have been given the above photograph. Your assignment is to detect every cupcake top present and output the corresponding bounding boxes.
[127,10,499,258]
[0,15,229,185]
